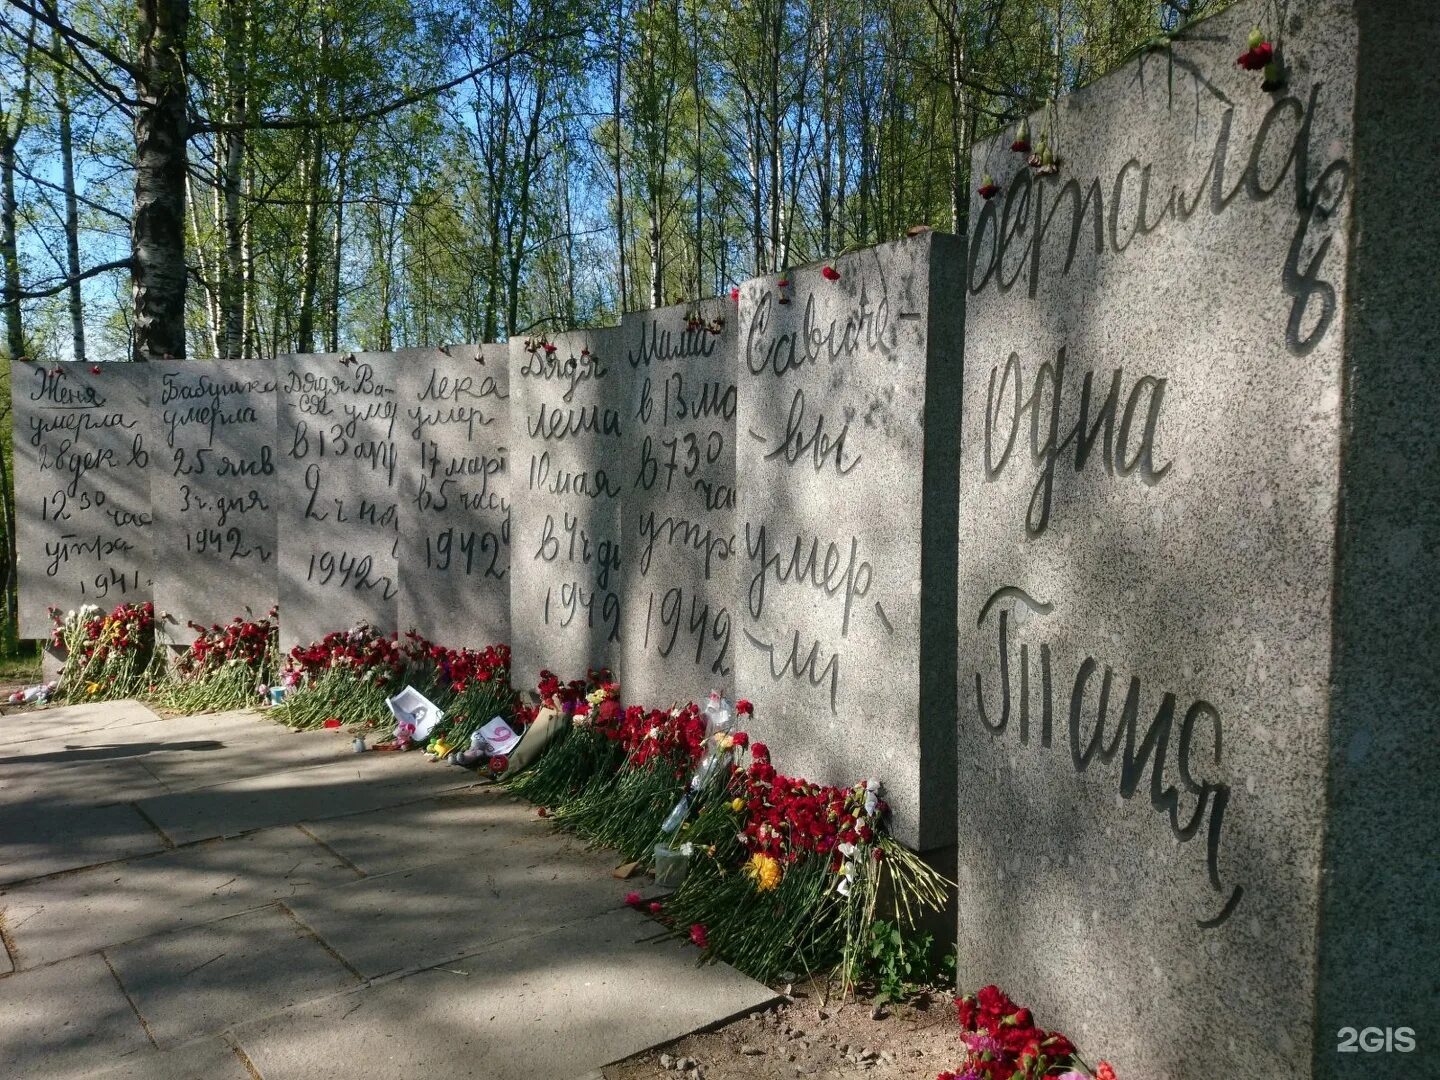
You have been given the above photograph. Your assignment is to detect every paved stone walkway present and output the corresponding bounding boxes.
[0,701,774,1079]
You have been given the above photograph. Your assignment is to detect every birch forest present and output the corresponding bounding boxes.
[0,0,1236,364]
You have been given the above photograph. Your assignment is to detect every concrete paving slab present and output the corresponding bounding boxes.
[0,700,166,749]
[133,754,481,846]
[0,802,168,886]
[132,710,362,794]
[0,951,152,1079]
[105,904,361,1049]
[232,908,775,1080]
[284,822,623,978]
[0,757,169,811]
[1,824,361,969]
[83,1036,253,1080]
[299,784,611,877]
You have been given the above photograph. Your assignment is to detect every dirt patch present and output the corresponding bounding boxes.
[604,982,961,1080]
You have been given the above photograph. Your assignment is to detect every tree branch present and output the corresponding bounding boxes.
[189,33,583,134]
[5,258,132,300]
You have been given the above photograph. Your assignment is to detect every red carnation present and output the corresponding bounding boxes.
[688,923,709,949]
[736,699,754,716]
[1237,41,1272,70]
[624,891,642,907]
[821,265,840,281]
[89,365,102,374]
[729,286,740,302]
[537,807,549,817]
[731,731,749,748]
[1096,1063,1118,1080]
[648,900,663,915]
[322,718,342,729]
[978,174,999,200]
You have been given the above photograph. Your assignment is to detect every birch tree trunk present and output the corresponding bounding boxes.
[0,16,35,360]
[132,0,191,360]
[53,29,86,362]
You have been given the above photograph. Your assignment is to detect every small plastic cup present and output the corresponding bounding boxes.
[653,842,689,888]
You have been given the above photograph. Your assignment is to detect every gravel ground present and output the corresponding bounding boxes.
[604,982,961,1080]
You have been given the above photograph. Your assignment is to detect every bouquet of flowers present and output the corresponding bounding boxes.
[551,701,713,860]
[271,624,414,730]
[503,669,625,806]
[159,609,280,713]
[411,644,520,757]
[654,730,944,985]
[936,986,1116,1080]
[50,602,159,702]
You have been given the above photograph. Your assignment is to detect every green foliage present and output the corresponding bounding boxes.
[866,918,953,1002]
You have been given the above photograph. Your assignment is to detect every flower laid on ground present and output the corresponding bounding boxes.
[624,891,643,907]
[822,265,841,281]
[50,602,158,702]
[160,609,280,713]
[934,985,1102,1080]
[744,852,782,891]
[688,923,709,949]
[978,174,999,199]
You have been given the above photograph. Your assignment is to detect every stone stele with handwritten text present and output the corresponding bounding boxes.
[619,297,738,705]
[736,233,963,851]
[148,361,279,633]
[954,2,1437,1078]
[508,327,627,691]
[395,345,511,648]
[12,361,153,639]
[276,352,402,651]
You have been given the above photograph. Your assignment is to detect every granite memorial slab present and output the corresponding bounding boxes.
[954,2,1435,1077]
[148,361,279,632]
[11,361,153,639]
[395,345,511,648]
[620,297,738,704]
[276,352,401,651]
[736,233,964,850]
[508,327,626,691]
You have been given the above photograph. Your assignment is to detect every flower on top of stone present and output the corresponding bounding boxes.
[1010,117,1031,153]
[624,891,643,908]
[729,286,740,302]
[1237,26,1273,70]
[648,900,663,915]
[1096,1063,1118,1080]
[736,699,754,716]
[688,923,709,948]
[821,265,841,281]
[1036,142,1060,177]
[89,364,102,374]
[543,341,557,354]
[977,174,1000,199]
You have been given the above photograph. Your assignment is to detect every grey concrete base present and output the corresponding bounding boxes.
[231,907,775,1080]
